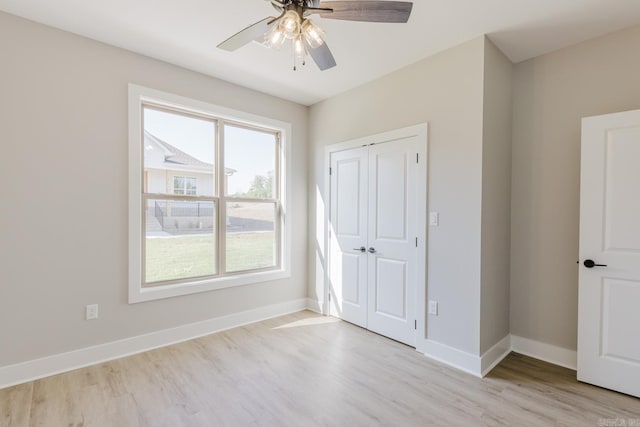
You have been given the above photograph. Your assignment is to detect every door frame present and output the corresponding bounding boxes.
[322,123,428,352]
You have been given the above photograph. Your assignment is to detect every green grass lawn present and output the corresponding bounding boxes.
[145,232,275,284]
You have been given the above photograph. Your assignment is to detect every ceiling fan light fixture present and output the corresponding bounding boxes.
[279,10,301,39]
[301,18,325,48]
[218,1,414,71]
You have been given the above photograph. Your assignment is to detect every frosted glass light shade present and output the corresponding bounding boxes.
[265,24,286,49]
[302,19,325,49]
[293,35,307,60]
[279,10,301,40]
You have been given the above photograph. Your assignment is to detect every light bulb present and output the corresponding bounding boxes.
[264,24,286,49]
[293,35,306,60]
[301,19,325,49]
[292,34,307,71]
[279,10,301,40]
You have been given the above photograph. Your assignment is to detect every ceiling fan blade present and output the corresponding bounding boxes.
[318,1,413,23]
[307,41,337,71]
[217,17,275,51]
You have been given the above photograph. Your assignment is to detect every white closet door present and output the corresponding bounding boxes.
[329,147,368,327]
[366,137,419,346]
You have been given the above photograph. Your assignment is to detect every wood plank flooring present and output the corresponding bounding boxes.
[1,310,639,426]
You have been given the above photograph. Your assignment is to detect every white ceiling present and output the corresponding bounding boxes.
[2,0,640,105]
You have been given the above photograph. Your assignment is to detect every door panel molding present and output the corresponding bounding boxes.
[374,257,408,320]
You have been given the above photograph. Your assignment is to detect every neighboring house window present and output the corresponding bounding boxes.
[173,176,197,195]
[128,85,291,303]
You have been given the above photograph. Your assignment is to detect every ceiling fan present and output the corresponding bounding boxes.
[217,0,413,71]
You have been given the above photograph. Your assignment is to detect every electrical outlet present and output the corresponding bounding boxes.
[85,304,99,320]
[428,300,438,315]
[429,212,439,226]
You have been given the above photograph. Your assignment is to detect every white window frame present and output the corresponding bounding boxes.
[128,84,292,303]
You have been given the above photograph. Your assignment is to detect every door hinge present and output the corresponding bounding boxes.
[328,293,331,302]
[415,237,418,247]
[416,153,419,163]
[414,320,417,330]
[329,167,332,175]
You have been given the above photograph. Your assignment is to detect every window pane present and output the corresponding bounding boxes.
[224,125,276,198]
[226,202,276,272]
[173,176,185,194]
[145,198,217,285]
[186,178,197,195]
[143,107,215,196]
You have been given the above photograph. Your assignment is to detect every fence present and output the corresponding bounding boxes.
[150,200,215,234]
[148,200,275,235]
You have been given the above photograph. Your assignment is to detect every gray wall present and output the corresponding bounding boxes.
[480,37,513,354]
[6,5,637,367]
[0,12,308,367]
[309,37,486,355]
[510,24,640,350]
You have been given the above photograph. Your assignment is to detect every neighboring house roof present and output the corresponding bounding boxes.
[145,131,211,169]
[144,131,236,174]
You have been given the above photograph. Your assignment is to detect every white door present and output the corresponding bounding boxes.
[329,136,423,347]
[366,139,418,346]
[578,109,640,398]
[329,146,368,327]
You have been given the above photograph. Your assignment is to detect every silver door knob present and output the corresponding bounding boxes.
[368,247,377,254]
[353,246,366,253]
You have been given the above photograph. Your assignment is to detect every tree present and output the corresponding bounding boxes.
[246,171,274,198]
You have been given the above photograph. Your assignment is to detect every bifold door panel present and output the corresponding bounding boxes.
[366,140,417,346]
[330,147,368,328]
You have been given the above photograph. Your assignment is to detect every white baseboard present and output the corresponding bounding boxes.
[305,298,323,314]
[481,334,511,376]
[510,335,577,370]
[0,298,308,389]
[424,333,574,378]
[423,340,482,377]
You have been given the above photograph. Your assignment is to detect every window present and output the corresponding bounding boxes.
[128,85,291,303]
[173,176,197,195]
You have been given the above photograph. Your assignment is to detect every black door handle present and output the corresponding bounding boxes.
[584,259,607,268]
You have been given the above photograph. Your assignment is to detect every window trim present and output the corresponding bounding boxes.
[128,84,292,303]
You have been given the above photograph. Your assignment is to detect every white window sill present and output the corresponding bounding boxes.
[129,269,291,304]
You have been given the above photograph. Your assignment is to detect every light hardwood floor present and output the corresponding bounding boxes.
[1,310,639,426]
